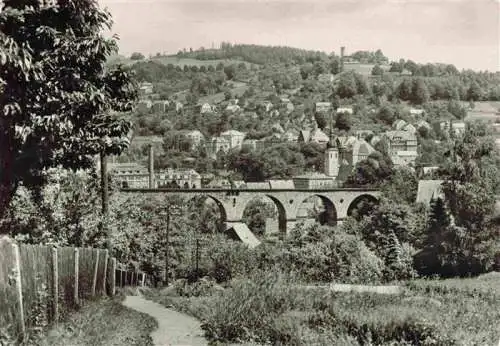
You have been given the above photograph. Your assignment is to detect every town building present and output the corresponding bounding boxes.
[282,131,299,142]
[199,103,213,114]
[336,107,354,115]
[383,130,418,166]
[242,139,259,151]
[109,163,149,188]
[318,73,334,83]
[402,123,417,135]
[225,104,241,113]
[292,172,337,189]
[393,119,407,131]
[156,168,201,189]
[298,128,329,146]
[208,137,230,159]
[137,100,152,113]
[109,163,202,189]
[138,82,153,96]
[260,101,273,112]
[416,120,431,131]
[175,102,184,113]
[221,130,246,150]
[440,121,466,135]
[409,108,425,117]
[152,100,169,113]
[183,130,205,149]
[416,180,444,206]
[354,130,374,140]
[315,102,332,113]
[337,136,376,167]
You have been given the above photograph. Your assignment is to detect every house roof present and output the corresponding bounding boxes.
[221,130,245,137]
[299,130,311,142]
[269,180,295,189]
[109,162,148,174]
[403,124,417,133]
[409,108,425,115]
[225,222,261,248]
[337,107,353,114]
[395,150,418,157]
[210,136,229,144]
[310,128,329,143]
[393,119,407,131]
[416,180,444,205]
[131,136,164,146]
[246,182,271,189]
[355,140,375,155]
[384,130,417,141]
[417,120,431,129]
[271,123,285,133]
[184,130,204,137]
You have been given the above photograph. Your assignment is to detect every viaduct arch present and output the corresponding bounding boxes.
[122,188,381,237]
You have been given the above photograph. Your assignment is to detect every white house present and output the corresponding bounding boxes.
[200,103,213,114]
[221,130,246,149]
[183,130,205,149]
[336,107,353,115]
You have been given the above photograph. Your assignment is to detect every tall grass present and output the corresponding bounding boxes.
[145,272,500,345]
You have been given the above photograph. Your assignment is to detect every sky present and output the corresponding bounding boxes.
[99,0,500,72]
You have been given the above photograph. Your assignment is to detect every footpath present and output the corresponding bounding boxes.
[122,295,208,346]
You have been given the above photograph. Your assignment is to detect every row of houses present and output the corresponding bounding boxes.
[109,163,202,189]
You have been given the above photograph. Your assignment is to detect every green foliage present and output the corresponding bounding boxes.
[420,121,500,276]
[130,52,145,60]
[371,64,384,76]
[242,199,277,236]
[345,151,394,187]
[334,111,352,132]
[2,168,106,246]
[0,0,137,221]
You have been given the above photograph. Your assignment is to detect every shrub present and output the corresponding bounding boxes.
[200,272,309,343]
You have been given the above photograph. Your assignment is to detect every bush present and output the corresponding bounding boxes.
[200,272,311,344]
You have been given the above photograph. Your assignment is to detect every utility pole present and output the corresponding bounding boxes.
[165,210,170,286]
[100,152,109,214]
[195,238,200,281]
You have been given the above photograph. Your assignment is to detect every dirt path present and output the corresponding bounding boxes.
[122,295,208,346]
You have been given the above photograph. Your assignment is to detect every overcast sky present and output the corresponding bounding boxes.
[99,0,500,71]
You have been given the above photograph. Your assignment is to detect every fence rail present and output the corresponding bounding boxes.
[0,236,146,340]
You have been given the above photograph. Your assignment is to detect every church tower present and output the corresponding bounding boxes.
[324,121,339,178]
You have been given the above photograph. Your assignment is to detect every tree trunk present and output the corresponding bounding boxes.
[0,182,17,234]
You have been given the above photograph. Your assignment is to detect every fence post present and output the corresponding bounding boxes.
[11,242,26,340]
[91,250,100,296]
[110,258,116,296]
[74,248,79,306]
[102,250,109,295]
[51,247,59,324]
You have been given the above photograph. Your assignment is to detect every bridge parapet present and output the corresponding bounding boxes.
[121,188,380,235]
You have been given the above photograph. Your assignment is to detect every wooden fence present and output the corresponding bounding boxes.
[0,236,147,340]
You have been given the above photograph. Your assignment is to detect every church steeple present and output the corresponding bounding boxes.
[327,112,337,149]
[324,113,339,178]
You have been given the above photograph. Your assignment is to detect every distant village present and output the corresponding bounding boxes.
[104,46,500,192]
[108,81,500,191]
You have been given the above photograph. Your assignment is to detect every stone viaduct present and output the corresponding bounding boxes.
[121,188,380,236]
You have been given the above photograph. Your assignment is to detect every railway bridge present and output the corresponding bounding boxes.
[121,188,381,236]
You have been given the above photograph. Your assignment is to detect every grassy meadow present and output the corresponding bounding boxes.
[29,295,157,346]
[143,272,500,345]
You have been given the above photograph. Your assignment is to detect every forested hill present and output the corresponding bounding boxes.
[175,43,331,65]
